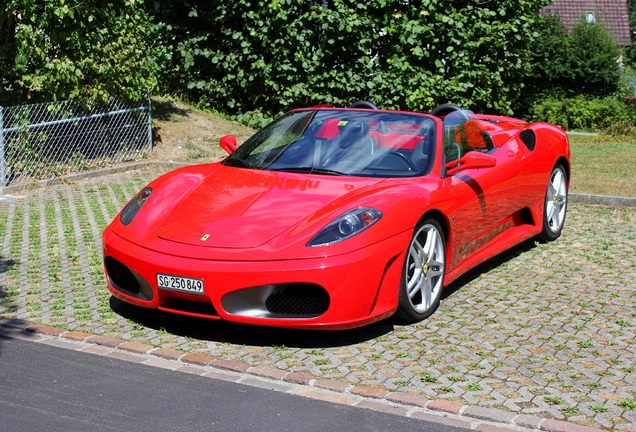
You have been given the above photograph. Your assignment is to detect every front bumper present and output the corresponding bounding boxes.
[102,228,409,329]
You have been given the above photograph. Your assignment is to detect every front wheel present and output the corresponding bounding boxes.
[396,219,446,322]
[538,165,568,242]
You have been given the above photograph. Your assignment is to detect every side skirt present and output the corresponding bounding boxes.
[444,209,542,286]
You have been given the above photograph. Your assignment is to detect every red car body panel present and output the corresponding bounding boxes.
[102,106,570,329]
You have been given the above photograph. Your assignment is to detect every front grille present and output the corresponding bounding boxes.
[105,256,140,294]
[265,284,330,316]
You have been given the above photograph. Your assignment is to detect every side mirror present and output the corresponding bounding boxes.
[445,151,496,176]
[220,135,238,155]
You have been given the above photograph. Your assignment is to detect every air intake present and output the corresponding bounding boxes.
[519,130,536,151]
[265,284,330,316]
[105,256,140,294]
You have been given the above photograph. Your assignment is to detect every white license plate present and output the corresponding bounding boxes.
[157,273,204,295]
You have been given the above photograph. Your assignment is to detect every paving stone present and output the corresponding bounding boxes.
[427,399,464,414]
[27,324,64,336]
[283,372,315,385]
[4,328,44,342]
[151,347,183,360]
[248,365,288,380]
[2,165,635,431]
[540,418,606,432]
[0,318,30,330]
[143,357,180,370]
[181,352,216,366]
[462,406,518,424]
[63,331,93,341]
[202,370,242,383]
[208,359,250,373]
[313,379,351,392]
[385,392,430,407]
[87,335,124,348]
[349,385,390,399]
[80,346,112,356]
[119,341,154,354]
[513,414,545,429]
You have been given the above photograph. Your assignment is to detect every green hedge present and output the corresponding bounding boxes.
[155,0,551,117]
[529,96,636,133]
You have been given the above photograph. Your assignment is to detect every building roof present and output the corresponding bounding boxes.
[542,0,632,45]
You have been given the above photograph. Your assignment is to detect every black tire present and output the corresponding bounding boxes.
[396,219,446,322]
[538,165,568,242]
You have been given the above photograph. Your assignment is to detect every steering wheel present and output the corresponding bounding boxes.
[430,104,470,120]
[376,151,417,172]
[349,100,379,110]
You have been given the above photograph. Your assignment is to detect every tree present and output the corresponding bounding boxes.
[1,0,161,105]
[569,19,622,97]
[522,15,574,101]
[522,14,621,106]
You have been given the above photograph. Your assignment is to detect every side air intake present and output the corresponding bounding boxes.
[519,129,536,151]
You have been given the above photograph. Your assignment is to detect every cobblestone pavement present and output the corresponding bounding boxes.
[1,164,635,431]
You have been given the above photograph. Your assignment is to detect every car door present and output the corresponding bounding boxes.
[443,118,521,270]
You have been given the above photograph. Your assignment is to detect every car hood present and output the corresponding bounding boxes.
[156,166,386,248]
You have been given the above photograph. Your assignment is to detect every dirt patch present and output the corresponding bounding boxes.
[149,97,255,163]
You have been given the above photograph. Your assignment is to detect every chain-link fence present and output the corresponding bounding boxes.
[0,97,152,188]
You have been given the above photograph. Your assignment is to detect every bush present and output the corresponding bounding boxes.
[151,0,550,117]
[2,0,162,104]
[529,96,636,133]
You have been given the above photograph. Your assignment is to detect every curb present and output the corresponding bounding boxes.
[569,193,636,208]
[0,320,607,432]
[2,161,635,208]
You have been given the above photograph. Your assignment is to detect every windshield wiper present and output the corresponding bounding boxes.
[269,166,347,176]
[224,157,255,169]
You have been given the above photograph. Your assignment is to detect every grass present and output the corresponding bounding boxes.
[569,134,636,197]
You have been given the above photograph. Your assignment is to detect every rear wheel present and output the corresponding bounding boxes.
[539,165,568,242]
[396,219,446,322]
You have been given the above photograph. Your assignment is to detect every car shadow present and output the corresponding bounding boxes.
[110,238,539,349]
[441,238,537,300]
[110,296,396,348]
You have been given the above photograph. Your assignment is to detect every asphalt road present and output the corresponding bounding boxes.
[0,335,471,432]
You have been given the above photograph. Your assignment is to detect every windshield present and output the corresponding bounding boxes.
[224,109,437,177]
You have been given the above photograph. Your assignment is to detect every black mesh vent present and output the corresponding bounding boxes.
[265,284,330,316]
[105,256,140,294]
[519,129,536,151]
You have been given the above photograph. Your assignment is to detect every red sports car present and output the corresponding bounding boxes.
[103,102,570,329]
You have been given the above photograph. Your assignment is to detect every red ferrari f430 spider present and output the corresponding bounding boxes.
[103,102,570,329]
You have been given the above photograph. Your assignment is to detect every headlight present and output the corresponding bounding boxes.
[307,207,382,247]
[120,187,152,226]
